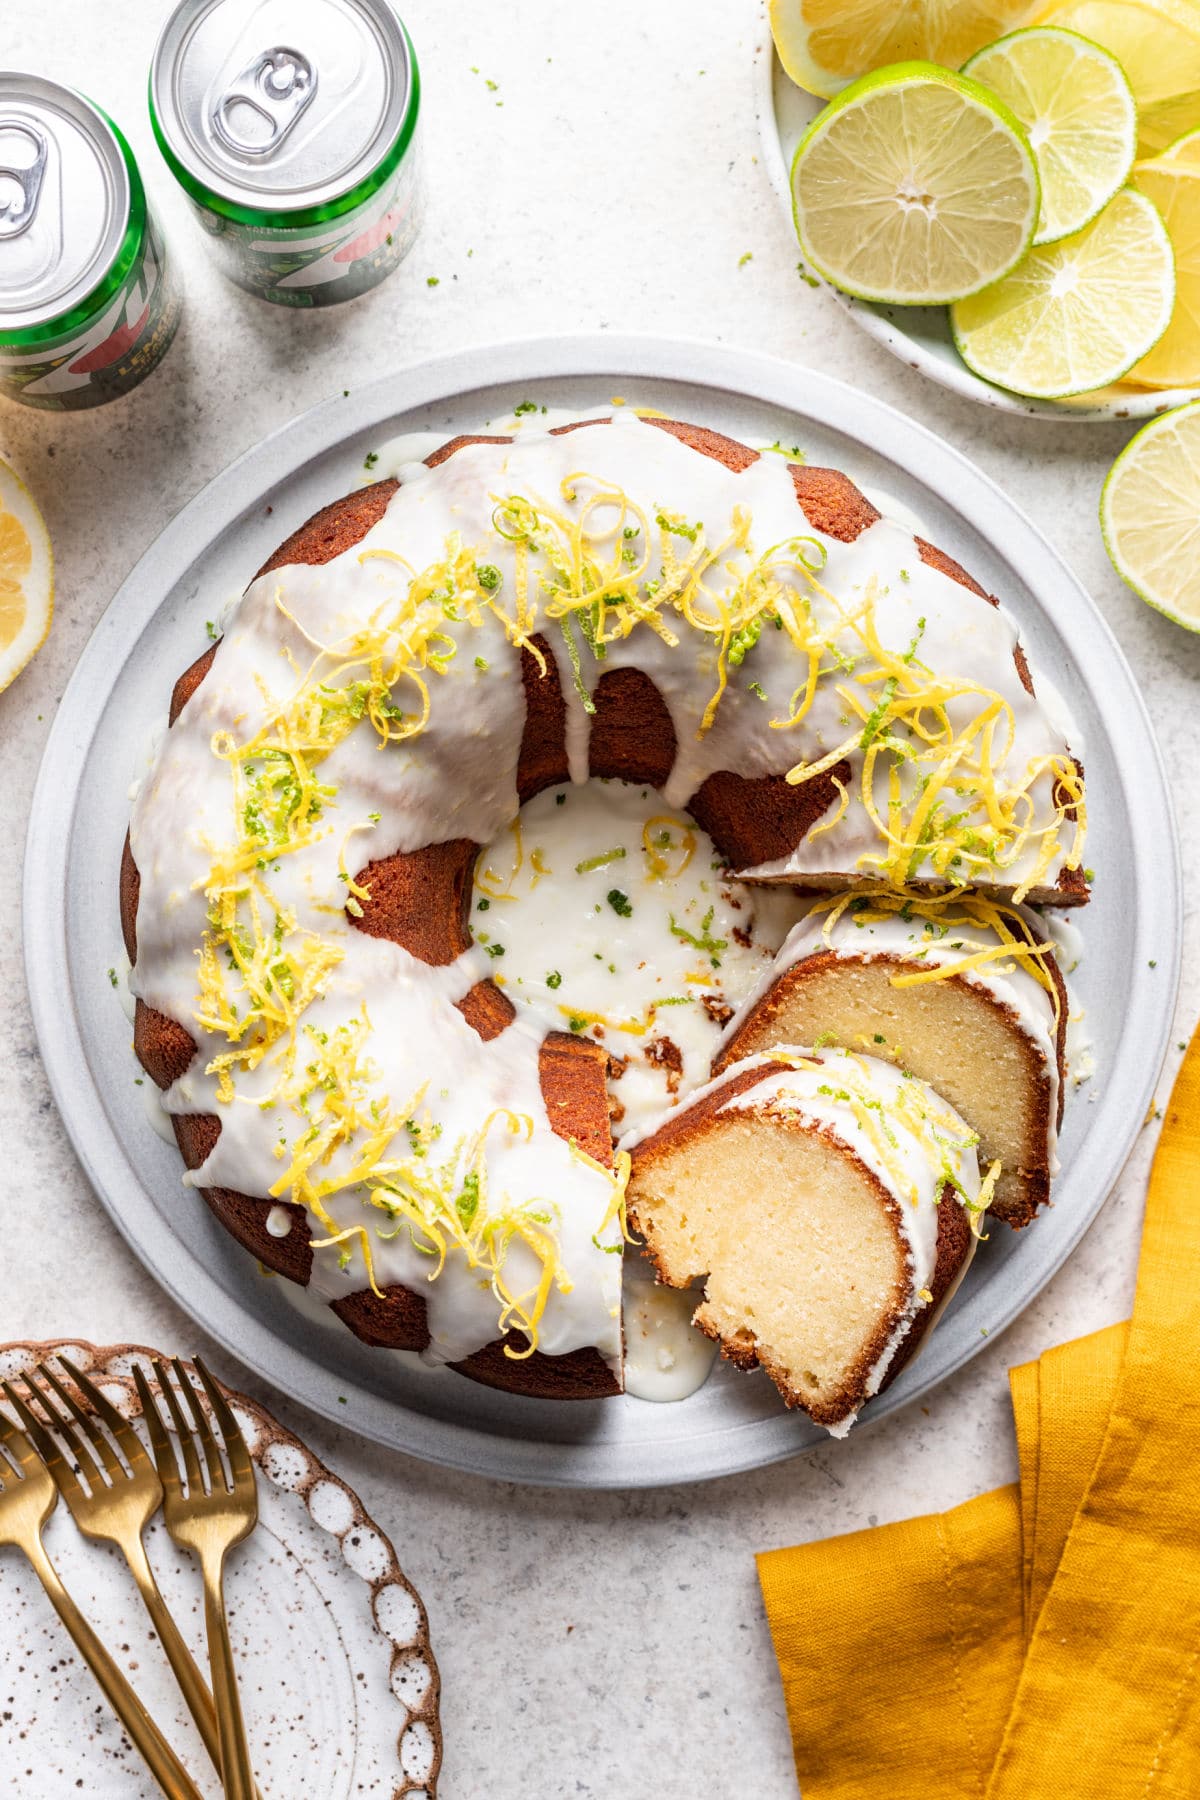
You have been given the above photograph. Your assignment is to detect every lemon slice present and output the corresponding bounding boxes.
[769,0,1040,100]
[1125,152,1200,386]
[963,28,1136,244]
[951,188,1174,396]
[1153,124,1200,170]
[1100,399,1200,626]
[1034,0,1200,96]
[791,63,1040,305]
[1139,90,1200,157]
[0,459,53,697]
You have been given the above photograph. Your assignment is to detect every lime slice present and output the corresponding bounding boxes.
[1126,152,1200,386]
[0,457,53,697]
[791,63,1040,305]
[770,0,1040,100]
[951,188,1174,396]
[963,28,1135,244]
[1100,398,1200,626]
[1034,0,1200,98]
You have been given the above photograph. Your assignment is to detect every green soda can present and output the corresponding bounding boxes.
[149,0,422,309]
[0,75,181,411]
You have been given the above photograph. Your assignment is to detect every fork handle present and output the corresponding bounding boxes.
[24,1535,205,1800]
[202,1549,257,1800]
[126,1535,266,1800]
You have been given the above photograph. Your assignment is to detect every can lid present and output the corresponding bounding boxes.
[0,75,131,333]
[150,0,414,215]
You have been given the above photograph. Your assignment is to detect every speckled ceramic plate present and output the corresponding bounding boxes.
[0,1339,440,1799]
[753,22,1200,422]
[23,335,1181,1486]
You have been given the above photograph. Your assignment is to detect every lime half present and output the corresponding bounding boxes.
[951,188,1175,396]
[791,62,1040,305]
[1100,399,1200,627]
[964,28,1136,244]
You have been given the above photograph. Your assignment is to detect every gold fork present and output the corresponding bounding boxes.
[3,1356,260,1796]
[0,1403,204,1800]
[134,1356,259,1800]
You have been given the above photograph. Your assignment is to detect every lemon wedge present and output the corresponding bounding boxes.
[951,188,1175,396]
[964,28,1136,243]
[791,62,1040,305]
[1101,399,1200,627]
[769,0,1040,100]
[0,458,53,697]
[1126,146,1200,386]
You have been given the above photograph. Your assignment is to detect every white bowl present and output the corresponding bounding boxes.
[757,43,1200,422]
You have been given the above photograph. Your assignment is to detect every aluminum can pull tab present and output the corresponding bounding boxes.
[211,49,317,160]
[0,120,48,239]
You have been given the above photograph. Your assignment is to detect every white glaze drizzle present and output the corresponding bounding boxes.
[128,411,1073,1375]
[473,780,805,1136]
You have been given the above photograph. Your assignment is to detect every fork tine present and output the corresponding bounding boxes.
[171,1358,227,1495]
[132,1363,183,1497]
[58,1357,155,1480]
[34,1363,125,1485]
[1,1382,84,1504]
[193,1358,254,1489]
[18,1371,103,1485]
[153,1359,205,1495]
[0,1405,41,1476]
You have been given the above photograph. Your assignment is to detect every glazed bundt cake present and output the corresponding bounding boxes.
[626,1049,980,1434]
[716,892,1067,1228]
[120,406,1088,1410]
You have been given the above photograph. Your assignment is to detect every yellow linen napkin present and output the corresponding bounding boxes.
[758,1027,1200,1800]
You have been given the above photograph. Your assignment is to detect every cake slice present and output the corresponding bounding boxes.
[715,895,1066,1228]
[626,1050,980,1435]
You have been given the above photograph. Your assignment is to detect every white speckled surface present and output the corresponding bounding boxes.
[2,4,1198,1796]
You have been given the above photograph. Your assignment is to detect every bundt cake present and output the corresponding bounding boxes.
[716,891,1067,1228]
[625,1049,981,1434]
[120,406,1087,1409]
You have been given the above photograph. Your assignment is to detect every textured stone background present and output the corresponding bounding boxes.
[2,3,1198,1796]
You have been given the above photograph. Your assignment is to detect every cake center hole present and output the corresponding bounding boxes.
[471,779,806,1136]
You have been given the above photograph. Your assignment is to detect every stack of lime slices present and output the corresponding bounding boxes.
[776,0,1200,400]
[773,0,1200,626]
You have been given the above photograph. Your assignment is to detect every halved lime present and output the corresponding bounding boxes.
[951,188,1175,396]
[964,28,1136,244]
[769,0,1040,100]
[790,62,1040,305]
[1100,398,1200,627]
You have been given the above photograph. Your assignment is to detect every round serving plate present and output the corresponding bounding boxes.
[755,28,1200,422]
[24,334,1181,1487]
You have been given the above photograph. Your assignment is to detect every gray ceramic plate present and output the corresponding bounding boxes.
[23,335,1181,1487]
